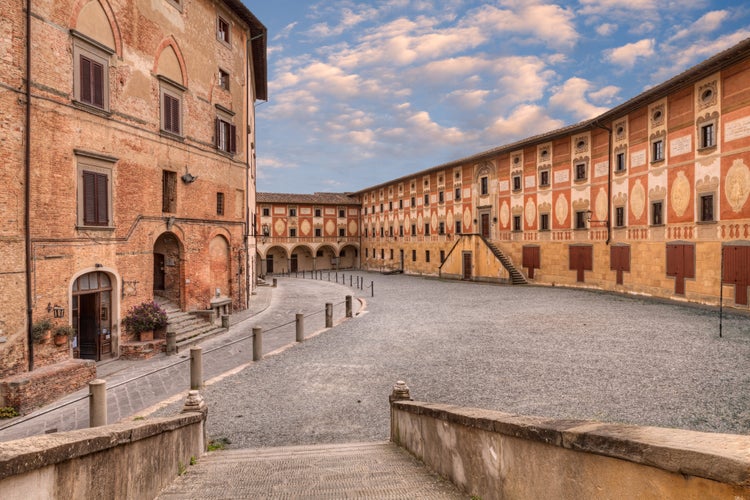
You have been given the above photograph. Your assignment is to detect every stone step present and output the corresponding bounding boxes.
[156,442,465,499]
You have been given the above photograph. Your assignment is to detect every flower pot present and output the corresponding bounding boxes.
[54,334,67,346]
[139,330,154,342]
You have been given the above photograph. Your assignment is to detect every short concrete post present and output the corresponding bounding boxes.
[325,303,333,328]
[253,327,263,361]
[221,314,230,329]
[273,278,277,287]
[166,324,177,355]
[389,380,412,443]
[89,379,107,428]
[346,295,352,318]
[190,347,203,390]
[296,313,304,342]
[182,390,208,452]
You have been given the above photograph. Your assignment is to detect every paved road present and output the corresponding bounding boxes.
[0,276,363,442]
[153,273,749,449]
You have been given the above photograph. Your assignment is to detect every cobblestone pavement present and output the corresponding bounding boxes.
[0,276,362,442]
[154,273,749,450]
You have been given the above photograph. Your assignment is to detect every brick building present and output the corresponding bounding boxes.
[355,38,750,308]
[1,0,266,412]
[256,193,361,275]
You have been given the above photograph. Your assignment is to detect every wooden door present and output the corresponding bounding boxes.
[462,252,472,280]
[266,254,274,274]
[291,254,298,272]
[78,293,99,361]
[481,213,490,237]
[153,253,165,291]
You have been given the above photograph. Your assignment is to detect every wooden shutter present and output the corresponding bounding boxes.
[96,173,108,225]
[83,171,108,226]
[163,95,172,131]
[229,124,236,153]
[170,95,180,134]
[214,118,221,148]
[80,56,92,104]
[92,60,104,107]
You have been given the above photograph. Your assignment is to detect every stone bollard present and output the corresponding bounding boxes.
[273,278,277,287]
[221,314,230,329]
[325,303,333,328]
[89,379,107,428]
[389,380,413,443]
[182,390,208,452]
[190,347,203,390]
[166,325,177,355]
[253,327,263,361]
[296,313,304,342]
[346,295,352,318]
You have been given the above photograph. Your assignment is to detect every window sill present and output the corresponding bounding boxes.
[650,224,665,227]
[650,159,665,165]
[76,225,115,232]
[697,145,717,154]
[160,130,185,142]
[538,184,550,189]
[72,100,111,118]
[573,178,588,184]
[614,169,627,175]
[696,220,717,225]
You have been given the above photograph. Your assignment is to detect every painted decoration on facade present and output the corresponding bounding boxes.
[417,214,423,231]
[726,159,750,212]
[725,116,750,142]
[631,180,646,220]
[431,212,438,229]
[447,211,454,229]
[555,193,568,225]
[670,135,692,157]
[671,171,691,217]
[595,188,607,221]
[554,170,569,184]
[300,220,311,236]
[525,198,536,226]
[325,220,335,235]
[500,201,510,227]
[525,175,535,188]
[463,207,472,230]
[348,220,358,235]
[274,219,285,236]
[631,149,646,168]
[595,161,609,178]
[498,180,509,192]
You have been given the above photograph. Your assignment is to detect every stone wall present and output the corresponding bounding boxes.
[0,411,205,499]
[391,400,750,499]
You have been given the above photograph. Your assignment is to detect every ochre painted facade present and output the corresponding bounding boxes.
[0,0,266,411]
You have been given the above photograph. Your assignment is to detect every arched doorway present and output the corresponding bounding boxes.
[72,271,113,361]
[209,236,231,298]
[154,232,182,302]
[339,245,359,269]
[316,245,337,270]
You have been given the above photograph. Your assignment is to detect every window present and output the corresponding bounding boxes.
[262,207,270,216]
[480,176,489,195]
[380,203,383,212]
[455,187,461,200]
[540,213,549,231]
[380,227,384,237]
[289,207,297,217]
[339,209,346,218]
[440,250,445,263]
[439,191,444,203]
[412,249,417,262]
[387,202,392,211]
[339,227,346,237]
[652,139,664,162]
[215,117,237,153]
[218,69,230,91]
[513,215,521,232]
[365,248,369,258]
[399,199,403,209]
[389,226,394,237]
[216,192,225,215]
[161,89,181,135]
[315,228,322,237]
[539,170,550,187]
[425,250,430,263]
[390,249,394,260]
[73,35,112,111]
[455,220,462,234]
[424,194,429,206]
[381,249,384,259]
[217,16,230,44]
[77,153,114,228]
[411,224,416,235]
[575,163,587,181]
[575,211,587,229]
[700,194,714,222]
[162,171,176,213]
[616,207,625,227]
[424,223,430,236]
[399,225,404,237]
[616,152,626,172]
[289,228,297,237]
[314,208,321,217]
[411,196,415,207]
[652,201,663,225]
[700,123,715,149]
[512,175,521,192]
[439,222,445,235]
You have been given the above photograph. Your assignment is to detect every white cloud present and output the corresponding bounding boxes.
[308,7,379,38]
[604,39,655,68]
[596,23,617,36]
[654,29,750,81]
[669,10,728,42]
[446,89,491,109]
[589,85,621,104]
[578,0,658,16]
[549,78,612,120]
[487,105,564,138]
[273,22,298,41]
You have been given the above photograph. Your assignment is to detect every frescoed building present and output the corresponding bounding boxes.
[0,0,266,412]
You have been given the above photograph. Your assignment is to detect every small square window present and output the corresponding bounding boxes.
[339,228,346,237]
[424,223,430,236]
[455,187,461,200]
[616,206,625,227]
[314,208,321,217]
[339,208,345,218]
[540,213,549,231]
[700,194,714,222]
[289,207,297,217]
[315,228,322,237]
[455,220,462,234]
[217,16,230,44]
[290,227,297,237]
[424,194,429,205]
[513,215,521,232]
[652,201,663,225]
[539,170,550,187]
[412,249,417,262]
[216,192,225,216]
[575,163,587,181]
[218,69,230,91]
[700,123,715,149]
[439,222,445,235]
[652,140,664,162]
[425,250,430,263]
[512,176,521,192]
[575,211,587,229]
[615,152,626,172]
[262,207,270,217]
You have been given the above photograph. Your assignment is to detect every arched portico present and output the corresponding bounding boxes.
[339,244,359,269]
[261,245,289,275]
[314,244,337,271]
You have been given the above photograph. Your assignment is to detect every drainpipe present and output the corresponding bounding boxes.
[245,36,251,309]
[594,121,613,245]
[24,0,34,371]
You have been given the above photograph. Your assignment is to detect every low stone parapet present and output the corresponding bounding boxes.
[119,339,166,360]
[391,392,750,498]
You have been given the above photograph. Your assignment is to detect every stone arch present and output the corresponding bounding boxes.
[154,37,188,87]
[153,232,184,306]
[339,244,359,269]
[209,235,231,299]
[290,244,314,273]
[71,0,122,55]
[69,267,120,361]
[315,244,337,271]
[260,245,289,275]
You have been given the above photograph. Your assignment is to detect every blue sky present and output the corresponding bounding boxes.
[246,1,750,194]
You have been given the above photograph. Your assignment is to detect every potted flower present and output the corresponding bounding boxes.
[32,318,53,343]
[123,301,168,342]
[53,324,75,346]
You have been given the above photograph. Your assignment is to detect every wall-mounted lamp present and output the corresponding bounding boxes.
[95,263,103,268]
[181,172,197,184]
[47,303,65,318]
[585,210,608,225]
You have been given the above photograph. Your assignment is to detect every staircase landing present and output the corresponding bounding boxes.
[154,297,227,351]
[156,442,465,499]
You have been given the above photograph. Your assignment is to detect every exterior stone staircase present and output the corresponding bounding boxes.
[156,442,464,498]
[154,297,227,352]
[481,236,528,285]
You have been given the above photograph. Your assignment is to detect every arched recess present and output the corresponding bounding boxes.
[339,244,360,269]
[290,244,314,273]
[315,244,337,271]
[154,232,184,305]
[261,246,289,275]
[209,235,231,299]
[71,0,122,56]
[69,268,119,362]
[154,37,188,87]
